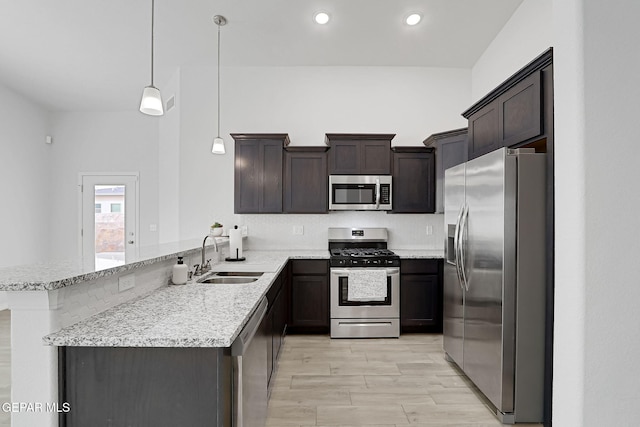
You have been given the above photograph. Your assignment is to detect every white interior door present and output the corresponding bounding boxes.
[80,174,139,270]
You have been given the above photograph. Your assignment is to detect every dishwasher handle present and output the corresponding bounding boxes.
[231,297,268,356]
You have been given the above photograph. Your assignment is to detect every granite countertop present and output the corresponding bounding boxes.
[0,238,230,291]
[392,249,444,259]
[43,250,329,348]
[42,248,443,349]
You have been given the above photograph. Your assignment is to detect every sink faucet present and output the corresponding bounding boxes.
[195,234,219,276]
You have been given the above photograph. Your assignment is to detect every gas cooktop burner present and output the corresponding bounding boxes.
[331,248,397,257]
[329,247,400,267]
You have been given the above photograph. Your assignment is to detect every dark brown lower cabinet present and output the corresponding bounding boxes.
[400,259,443,333]
[289,260,329,333]
[59,346,230,427]
[266,265,288,389]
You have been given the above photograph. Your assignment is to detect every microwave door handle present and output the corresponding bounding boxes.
[375,178,381,209]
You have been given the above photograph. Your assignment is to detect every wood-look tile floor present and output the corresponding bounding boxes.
[267,334,542,427]
[0,310,10,426]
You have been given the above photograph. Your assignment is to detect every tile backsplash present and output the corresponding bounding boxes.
[239,212,444,250]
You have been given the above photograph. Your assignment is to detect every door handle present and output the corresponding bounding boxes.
[459,204,470,291]
[453,205,464,290]
[128,240,135,244]
[375,178,381,209]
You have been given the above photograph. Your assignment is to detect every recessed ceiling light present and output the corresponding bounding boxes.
[314,11,330,25]
[405,13,422,26]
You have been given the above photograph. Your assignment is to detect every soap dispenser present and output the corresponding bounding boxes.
[172,257,188,285]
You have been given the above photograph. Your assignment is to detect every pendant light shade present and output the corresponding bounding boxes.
[140,86,164,116]
[212,15,227,154]
[212,137,225,154]
[140,0,164,116]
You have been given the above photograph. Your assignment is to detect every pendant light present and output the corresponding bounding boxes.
[139,0,164,116]
[211,15,227,154]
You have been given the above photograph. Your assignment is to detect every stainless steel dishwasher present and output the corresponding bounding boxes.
[231,297,268,427]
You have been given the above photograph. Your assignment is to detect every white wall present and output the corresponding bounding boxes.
[471,0,553,103]
[175,65,470,244]
[158,69,181,244]
[0,83,51,268]
[242,213,443,251]
[553,0,640,425]
[48,111,160,260]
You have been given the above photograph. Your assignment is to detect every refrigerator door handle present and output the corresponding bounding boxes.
[459,204,470,291]
[453,205,464,290]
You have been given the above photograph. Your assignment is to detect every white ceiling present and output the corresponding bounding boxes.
[0,0,523,112]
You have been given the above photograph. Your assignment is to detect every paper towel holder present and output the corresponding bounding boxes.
[226,225,246,262]
[225,249,245,262]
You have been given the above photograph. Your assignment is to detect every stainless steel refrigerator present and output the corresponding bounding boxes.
[443,147,546,423]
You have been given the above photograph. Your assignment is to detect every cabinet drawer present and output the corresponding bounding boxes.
[291,259,328,275]
[400,259,440,274]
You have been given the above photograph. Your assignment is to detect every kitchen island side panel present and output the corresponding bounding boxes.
[60,346,230,427]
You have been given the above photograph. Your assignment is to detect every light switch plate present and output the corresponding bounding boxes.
[118,273,135,292]
[426,225,433,235]
[241,225,248,236]
[149,224,157,232]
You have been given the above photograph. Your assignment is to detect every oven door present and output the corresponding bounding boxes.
[330,267,400,319]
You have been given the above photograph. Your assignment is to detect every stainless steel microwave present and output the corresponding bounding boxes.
[329,175,392,211]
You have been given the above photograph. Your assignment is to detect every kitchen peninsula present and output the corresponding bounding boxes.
[0,238,233,427]
[0,237,442,427]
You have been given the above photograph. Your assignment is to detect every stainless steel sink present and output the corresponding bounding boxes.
[198,277,259,284]
[197,271,263,284]
[213,272,263,277]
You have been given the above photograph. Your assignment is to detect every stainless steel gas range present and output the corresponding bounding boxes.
[328,228,400,338]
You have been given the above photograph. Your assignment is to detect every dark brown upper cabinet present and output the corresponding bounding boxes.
[326,133,395,175]
[284,146,328,213]
[231,133,288,213]
[462,48,552,160]
[423,128,468,213]
[391,147,435,213]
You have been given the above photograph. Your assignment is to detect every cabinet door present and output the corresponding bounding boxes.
[234,139,283,213]
[468,103,500,160]
[436,134,467,213]
[361,141,391,175]
[234,141,262,213]
[261,141,283,213]
[499,72,542,147]
[273,288,286,360]
[265,308,275,388]
[329,141,360,174]
[392,151,435,213]
[400,274,439,327]
[290,275,328,328]
[284,151,328,213]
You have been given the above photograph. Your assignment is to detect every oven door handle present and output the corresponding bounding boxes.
[330,268,399,276]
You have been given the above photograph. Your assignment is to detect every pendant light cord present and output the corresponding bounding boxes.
[151,0,155,86]
[217,21,221,138]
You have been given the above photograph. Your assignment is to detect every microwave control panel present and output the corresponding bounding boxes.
[380,184,391,204]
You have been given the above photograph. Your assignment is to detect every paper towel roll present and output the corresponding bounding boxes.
[229,226,243,259]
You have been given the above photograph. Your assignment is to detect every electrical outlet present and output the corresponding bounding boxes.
[149,224,157,232]
[241,225,248,236]
[118,273,135,292]
[426,225,433,235]
[293,225,304,235]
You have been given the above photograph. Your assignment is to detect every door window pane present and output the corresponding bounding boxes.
[94,185,125,269]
